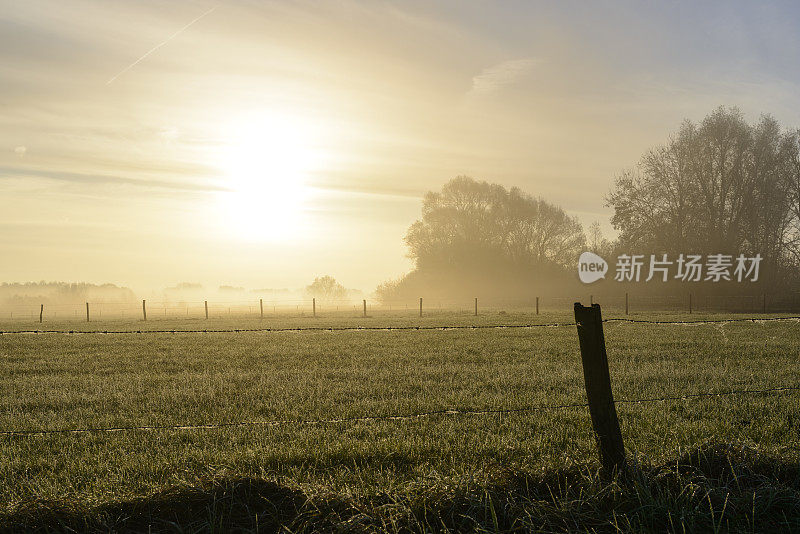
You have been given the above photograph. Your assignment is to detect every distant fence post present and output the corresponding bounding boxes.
[363,299,367,317]
[625,293,629,315]
[142,300,147,321]
[688,293,692,314]
[260,298,263,319]
[39,304,43,323]
[313,298,316,318]
[419,297,423,317]
[474,297,478,316]
[85,302,90,322]
[590,295,593,305]
[763,293,767,314]
[204,301,208,320]
[536,296,539,315]
[574,303,626,478]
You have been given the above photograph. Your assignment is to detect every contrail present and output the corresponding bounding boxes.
[106,5,217,85]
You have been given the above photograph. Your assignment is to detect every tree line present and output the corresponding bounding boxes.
[378,107,800,302]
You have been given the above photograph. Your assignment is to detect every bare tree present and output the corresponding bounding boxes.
[305,276,347,301]
[607,107,800,286]
[405,176,585,271]
[378,176,586,302]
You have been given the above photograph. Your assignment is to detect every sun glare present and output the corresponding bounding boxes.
[214,112,319,242]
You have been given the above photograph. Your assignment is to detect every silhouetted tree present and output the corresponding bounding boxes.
[405,176,585,271]
[305,276,347,300]
[377,176,586,301]
[607,107,800,286]
[587,221,614,258]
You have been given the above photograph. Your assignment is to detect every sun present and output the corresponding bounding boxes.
[214,112,319,242]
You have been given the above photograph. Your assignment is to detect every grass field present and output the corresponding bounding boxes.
[2,310,800,532]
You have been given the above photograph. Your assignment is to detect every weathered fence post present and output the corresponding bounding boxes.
[142,300,147,321]
[536,296,539,315]
[260,298,263,319]
[313,298,316,317]
[688,293,692,314]
[363,299,367,317]
[39,304,43,323]
[574,303,626,478]
[625,292,629,315]
[86,302,90,322]
[204,300,208,320]
[474,297,478,316]
[419,297,423,317]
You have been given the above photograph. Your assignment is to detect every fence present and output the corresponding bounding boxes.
[2,385,797,437]
[2,314,799,335]
[3,305,799,477]
[2,293,800,323]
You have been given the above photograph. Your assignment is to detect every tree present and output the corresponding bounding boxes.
[606,107,800,286]
[404,176,585,271]
[305,276,347,300]
[377,176,586,301]
[588,221,613,257]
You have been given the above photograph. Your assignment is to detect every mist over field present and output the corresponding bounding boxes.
[4,1,800,532]
[3,1,800,294]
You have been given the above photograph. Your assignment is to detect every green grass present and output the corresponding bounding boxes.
[1,310,799,532]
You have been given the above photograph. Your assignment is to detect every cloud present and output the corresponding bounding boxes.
[0,165,225,193]
[13,146,26,157]
[468,58,539,96]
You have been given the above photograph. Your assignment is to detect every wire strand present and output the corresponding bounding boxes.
[3,385,797,437]
[2,315,799,335]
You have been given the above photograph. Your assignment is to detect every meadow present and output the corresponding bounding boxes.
[1,309,800,532]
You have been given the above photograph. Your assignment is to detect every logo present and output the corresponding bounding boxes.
[578,252,608,284]
[576,252,762,284]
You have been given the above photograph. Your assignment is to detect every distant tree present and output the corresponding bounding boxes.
[405,176,585,271]
[305,276,347,300]
[607,106,800,286]
[588,221,602,252]
[0,281,135,305]
[377,176,586,301]
[587,221,614,257]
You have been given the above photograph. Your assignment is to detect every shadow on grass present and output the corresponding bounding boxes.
[3,442,800,533]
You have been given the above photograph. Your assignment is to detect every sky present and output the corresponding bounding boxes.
[2,0,800,295]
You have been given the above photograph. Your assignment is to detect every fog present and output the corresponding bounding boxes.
[3,2,800,297]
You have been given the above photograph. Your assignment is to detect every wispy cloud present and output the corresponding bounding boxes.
[0,165,225,193]
[468,58,539,96]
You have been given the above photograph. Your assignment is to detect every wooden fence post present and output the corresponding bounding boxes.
[688,293,692,314]
[39,304,43,323]
[474,297,478,316]
[260,298,263,319]
[536,296,539,315]
[590,295,593,305]
[625,292,629,315]
[574,303,626,478]
[313,298,316,317]
[142,300,147,321]
[363,299,367,317]
[419,297,423,317]
[204,301,208,320]
[86,302,90,322]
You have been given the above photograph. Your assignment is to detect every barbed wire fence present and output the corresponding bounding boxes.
[3,292,800,323]
[2,385,798,438]
[1,314,799,335]
[2,307,799,457]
